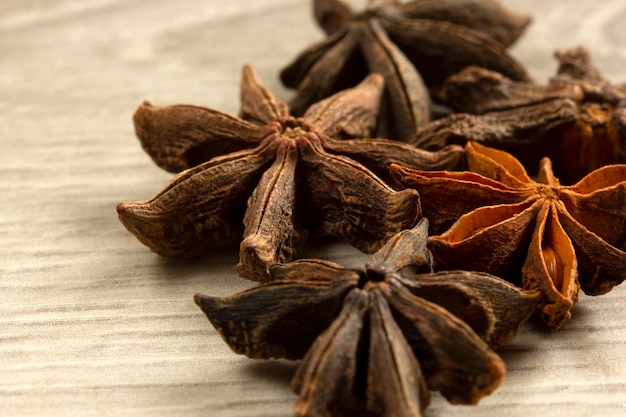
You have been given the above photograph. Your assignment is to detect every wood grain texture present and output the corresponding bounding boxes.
[0,1,625,416]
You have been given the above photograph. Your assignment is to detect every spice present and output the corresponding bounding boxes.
[391,141,626,329]
[280,0,531,140]
[195,218,540,416]
[117,65,462,281]
[416,46,626,184]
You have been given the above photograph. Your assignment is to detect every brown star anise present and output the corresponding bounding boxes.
[391,141,626,329]
[280,0,531,140]
[194,218,540,417]
[117,65,462,281]
[415,46,626,184]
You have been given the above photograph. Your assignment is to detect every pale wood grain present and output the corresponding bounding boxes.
[1,1,625,416]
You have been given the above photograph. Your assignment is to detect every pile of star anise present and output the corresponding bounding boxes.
[117,1,626,416]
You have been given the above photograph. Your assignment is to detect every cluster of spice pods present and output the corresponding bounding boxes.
[117,1,626,416]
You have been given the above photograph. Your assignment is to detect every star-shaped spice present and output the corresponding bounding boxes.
[280,0,531,140]
[415,46,626,184]
[391,141,626,329]
[194,218,540,417]
[117,65,462,281]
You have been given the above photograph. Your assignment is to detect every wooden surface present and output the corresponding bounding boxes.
[2,1,625,416]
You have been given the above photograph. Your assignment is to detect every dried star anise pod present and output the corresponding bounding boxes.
[391,141,626,329]
[194,218,540,417]
[280,0,531,140]
[417,46,626,184]
[117,65,462,281]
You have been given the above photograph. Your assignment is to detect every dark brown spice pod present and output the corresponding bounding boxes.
[195,218,541,416]
[280,0,531,140]
[117,65,462,281]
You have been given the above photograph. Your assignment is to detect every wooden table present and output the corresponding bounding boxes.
[2,1,625,416]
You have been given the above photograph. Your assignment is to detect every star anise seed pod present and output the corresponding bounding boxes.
[281,0,531,140]
[411,70,581,154]
[391,141,626,329]
[195,218,540,417]
[423,46,626,184]
[117,65,462,281]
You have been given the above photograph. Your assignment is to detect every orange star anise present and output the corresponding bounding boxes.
[391,142,626,329]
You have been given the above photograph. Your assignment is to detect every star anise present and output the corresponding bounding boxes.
[415,46,626,184]
[194,218,540,417]
[280,0,531,140]
[391,141,626,329]
[117,65,462,281]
